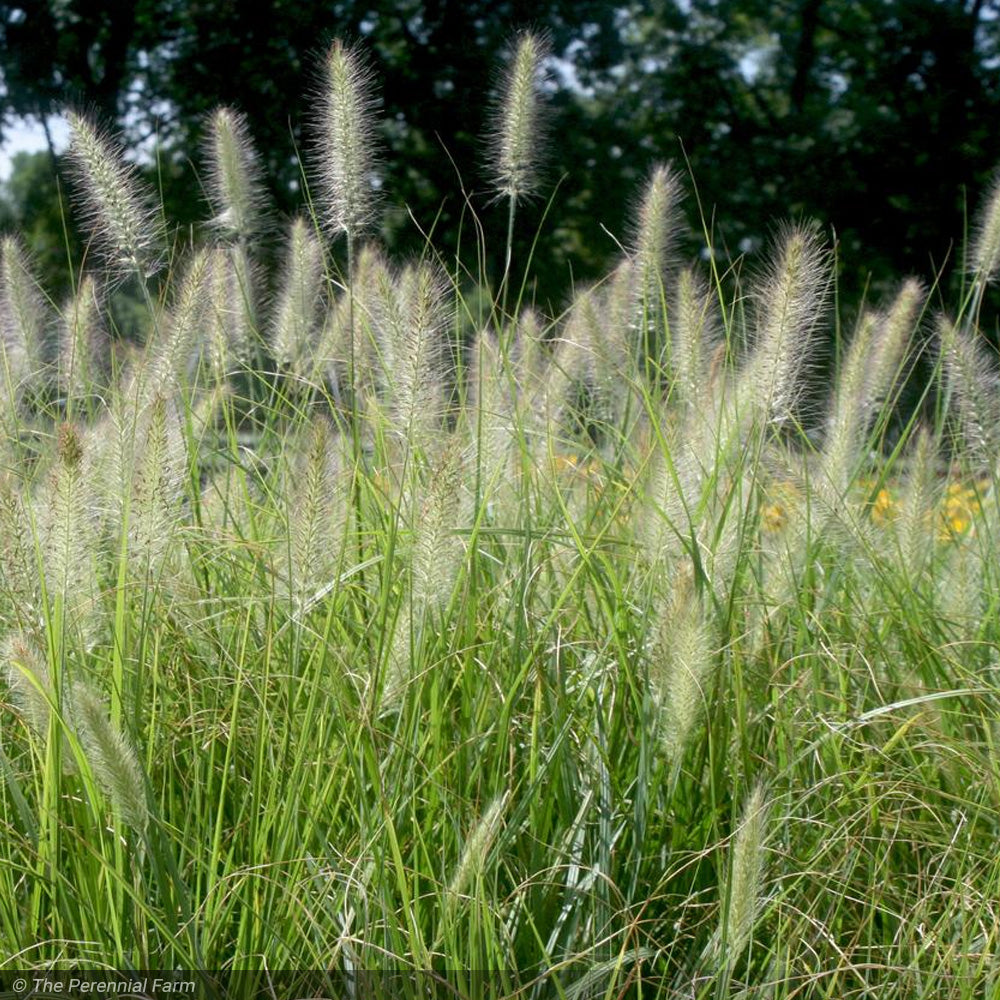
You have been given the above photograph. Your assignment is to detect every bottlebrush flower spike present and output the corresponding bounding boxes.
[205,106,268,242]
[65,111,164,281]
[488,31,550,203]
[314,40,381,241]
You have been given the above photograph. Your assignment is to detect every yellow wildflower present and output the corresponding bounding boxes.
[937,479,984,540]
[871,487,897,525]
[760,480,801,532]
[761,502,787,532]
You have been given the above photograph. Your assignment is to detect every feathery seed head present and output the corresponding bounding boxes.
[468,328,518,495]
[0,473,41,623]
[821,278,922,500]
[488,31,550,202]
[57,420,84,469]
[205,106,267,241]
[864,278,922,419]
[144,247,212,395]
[411,442,467,613]
[512,305,547,392]
[382,261,450,444]
[673,265,720,410]
[58,275,107,399]
[67,680,148,832]
[634,164,681,259]
[969,170,1000,285]
[314,40,381,240]
[41,420,100,645]
[271,216,326,376]
[937,314,1000,467]
[126,394,188,574]
[65,110,163,280]
[0,235,48,397]
[285,412,347,606]
[896,426,940,579]
[745,221,831,429]
[447,792,509,905]
[3,633,54,741]
[203,246,258,380]
[649,563,716,761]
[632,164,682,340]
[721,784,770,969]
[820,309,878,500]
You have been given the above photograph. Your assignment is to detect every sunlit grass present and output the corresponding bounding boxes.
[0,32,999,1000]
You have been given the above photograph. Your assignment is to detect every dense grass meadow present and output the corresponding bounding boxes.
[5,32,1000,998]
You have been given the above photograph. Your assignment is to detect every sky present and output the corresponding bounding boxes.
[0,114,69,181]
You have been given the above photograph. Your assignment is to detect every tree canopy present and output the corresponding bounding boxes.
[2,0,1000,315]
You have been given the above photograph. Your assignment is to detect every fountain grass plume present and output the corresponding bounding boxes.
[65,110,164,282]
[144,247,211,397]
[467,327,520,503]
[67,680,148,833]
[488,31,550,205]
[820,309,878,502]
[203,245,258,381]
[821,279,922,501]
[57,275,108,404]
[0,474,41,628]
[631,162,683,368]
[382,261,451,449]
[271,216,325,378]
[318,241,389,403]
[719,784,770,975]
[205,106,267,242]
[381,440,467,709]
[869,279,924,411]
[488,30,551,316]
[37,422,100,643]
[937,314,1000,467]
[125,394,188,578]
[968,170,1000,295]
[410,441,467,614]
[285,413,347,608]
[446,792,509,908]
[895,426,940,581]
[0,235,48,403]
[673,265,721,413]
[649,562,716,762]
[742,221,831,431]
[3,632,54,744]
[314,40,381,243]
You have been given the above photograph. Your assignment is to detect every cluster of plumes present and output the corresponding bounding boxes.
[4,35,1000,969]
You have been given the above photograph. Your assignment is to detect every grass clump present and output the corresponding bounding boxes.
[1,30,1000,1000]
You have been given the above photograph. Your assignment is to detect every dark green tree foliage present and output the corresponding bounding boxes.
[0,151,79,302]
[2,0,1000,315]
[607,0,1000,308]
[2,0,626,306]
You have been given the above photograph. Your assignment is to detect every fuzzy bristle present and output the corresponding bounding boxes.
[488,31,550,202]
[720,784,770,971]
[632,163,682,365]
[314,40,381,240]
[938,315,999,467]
[65,111,163,280]
[67,680,148,833]
[205,106,267,242]
[742,222,831,431]
[271,217,326,379]
[0,236,48,405]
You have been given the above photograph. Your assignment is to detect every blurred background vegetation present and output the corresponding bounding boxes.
[1,0,999,322]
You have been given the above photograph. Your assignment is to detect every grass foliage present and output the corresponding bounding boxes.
[2,33,1000,998]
